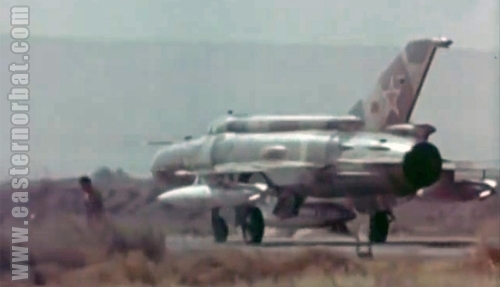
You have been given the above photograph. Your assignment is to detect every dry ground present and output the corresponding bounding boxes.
[0,169,498,286]
[0,215,498,287]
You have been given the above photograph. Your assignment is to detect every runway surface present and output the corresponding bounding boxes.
[166,234,478,260]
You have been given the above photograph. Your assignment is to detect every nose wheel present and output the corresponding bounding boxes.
[241,206,265,244]
[211,208,229,243]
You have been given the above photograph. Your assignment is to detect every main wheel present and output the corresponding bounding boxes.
[213,217,228,243]
[241,207,265,244]
[211,209,229,243]
[369,211,391,243]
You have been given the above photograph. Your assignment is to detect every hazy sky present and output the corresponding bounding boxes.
[0,0,498,50]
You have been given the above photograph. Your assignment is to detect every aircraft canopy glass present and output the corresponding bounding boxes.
[207,116,230,134]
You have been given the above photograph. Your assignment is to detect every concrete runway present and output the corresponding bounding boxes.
[166,234,478,260]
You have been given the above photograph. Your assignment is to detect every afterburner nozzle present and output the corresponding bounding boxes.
[402,142,443,189]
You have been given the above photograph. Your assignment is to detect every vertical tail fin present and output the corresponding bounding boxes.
[349,37,453,131]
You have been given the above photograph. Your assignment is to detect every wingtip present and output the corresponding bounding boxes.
[432,37,453,48]
[483,179,497,190]
[479,179,496,200]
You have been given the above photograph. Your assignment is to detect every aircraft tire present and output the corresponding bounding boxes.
[369,211,390,243]
[211,210,229,243]
[242,207,265,244]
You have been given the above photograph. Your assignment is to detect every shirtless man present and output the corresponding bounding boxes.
[78,176,105,228]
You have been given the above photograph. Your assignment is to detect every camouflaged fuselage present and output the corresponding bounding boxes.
[151,130,423,198]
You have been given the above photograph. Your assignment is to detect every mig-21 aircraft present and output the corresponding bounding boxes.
[150,37,497,245]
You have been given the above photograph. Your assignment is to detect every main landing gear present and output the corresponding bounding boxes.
[355,210,395,258]
[211,208,229,243]
[369,210,395,243]
[211,206,265,245]
[210,172,277,244]
[241,206,265,244]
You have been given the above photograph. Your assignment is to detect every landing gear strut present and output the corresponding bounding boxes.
[211,208,228,243]
[241,206,265,244]
[369,210,394,243]
[354,210,395,258]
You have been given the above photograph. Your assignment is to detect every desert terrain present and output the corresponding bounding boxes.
[0,167,498,287]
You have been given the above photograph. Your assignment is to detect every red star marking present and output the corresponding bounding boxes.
[383,76,401,116]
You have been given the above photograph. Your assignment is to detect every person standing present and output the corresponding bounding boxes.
[78,176,105,228]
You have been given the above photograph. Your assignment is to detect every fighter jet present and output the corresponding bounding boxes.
[151,36,452,186]
[150,37,497,245]
[153,130,496,243]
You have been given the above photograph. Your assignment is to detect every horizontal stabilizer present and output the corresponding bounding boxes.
[451,159,500,170]
[417,178,497,202]
[443,160,500,181]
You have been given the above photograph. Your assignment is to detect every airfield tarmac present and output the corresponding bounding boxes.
[165,234,478,260]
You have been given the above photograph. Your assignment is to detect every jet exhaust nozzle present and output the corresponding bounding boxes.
[402,142,442,189]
